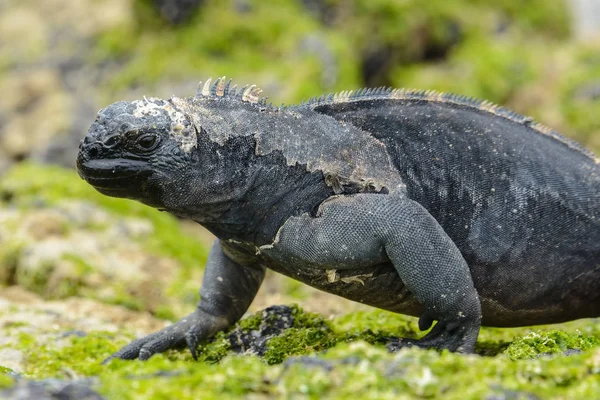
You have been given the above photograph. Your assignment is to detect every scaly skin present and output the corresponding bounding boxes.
[76,78,600,360]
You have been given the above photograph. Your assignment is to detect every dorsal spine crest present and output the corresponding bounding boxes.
[298,86,599,164]
[194,77,265,105]
[190,76,598,164]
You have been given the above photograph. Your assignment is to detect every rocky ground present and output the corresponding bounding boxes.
[1,0,600,398]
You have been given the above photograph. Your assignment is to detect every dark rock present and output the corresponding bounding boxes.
[0,378,103,400]
[54,382,104,400]
[283,356,334,371]
[299,35,337,88]
[360,45,398,88]
[233,0,252,14]
[422,21,461,62]
[57,330,87,339]
[573,82,600,101]
[228,305,294,356]
[486,387,540,400]
[126,370,185,380]
[487,385,540,400]
[360,21,462,87]
[562,348,583,356]
[152,0,204,24]
[300,0,339,26]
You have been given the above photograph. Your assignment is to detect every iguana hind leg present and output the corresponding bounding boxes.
[105,239,265,361]
[263,193,482,353]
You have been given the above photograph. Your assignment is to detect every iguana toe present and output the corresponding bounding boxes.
[387,318,479,354]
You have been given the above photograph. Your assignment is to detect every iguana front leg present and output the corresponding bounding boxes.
[106,239,265,361]
[263,193,482,353]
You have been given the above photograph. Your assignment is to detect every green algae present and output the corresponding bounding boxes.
[332,309,421,344]
[14,258,82,299]
[0,240,23,285]
[263,305,339,364]
[0,297,598,398]
[0,366,13,375]
[1,2,599,396]
[236,310,263,331]
[4,305,599,399]
[194,305,339,365]
[505,330,600,360]
[96,0,343,103]
[0,372,14,389]
[558,44,600,147]
[20,332,120,379]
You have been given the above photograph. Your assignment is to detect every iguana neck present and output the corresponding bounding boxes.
[162,96,400,244]
[164,134,332,245]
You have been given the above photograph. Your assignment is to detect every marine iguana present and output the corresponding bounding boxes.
[76,77,600,360]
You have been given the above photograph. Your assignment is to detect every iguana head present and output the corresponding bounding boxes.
[76,97,197,208]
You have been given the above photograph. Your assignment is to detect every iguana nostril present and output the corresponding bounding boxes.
[87,143,102,158]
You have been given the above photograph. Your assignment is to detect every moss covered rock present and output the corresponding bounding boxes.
[1,297,599,399]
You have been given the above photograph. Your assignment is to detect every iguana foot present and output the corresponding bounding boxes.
[103,310,228,362]
[386,318,479,354]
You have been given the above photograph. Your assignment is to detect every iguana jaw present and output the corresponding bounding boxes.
[76,157,153,198]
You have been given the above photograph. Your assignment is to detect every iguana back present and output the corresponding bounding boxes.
[309,91,600,325]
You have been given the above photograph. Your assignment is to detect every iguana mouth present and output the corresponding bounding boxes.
[76,158,152,191]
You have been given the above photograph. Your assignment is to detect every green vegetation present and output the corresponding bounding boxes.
[97,0,571,96]
[2,305,599,399]
[505,330,600,360]
[0,373,14,389]
[97,0,336,101]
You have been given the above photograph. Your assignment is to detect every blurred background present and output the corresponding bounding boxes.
[1,0,599,175]
[0,0,600,328]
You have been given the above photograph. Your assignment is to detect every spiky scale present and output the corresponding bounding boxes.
[202,79,212,97]
[224,79,233,97]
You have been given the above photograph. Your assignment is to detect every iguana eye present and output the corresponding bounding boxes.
[136,134,159,151]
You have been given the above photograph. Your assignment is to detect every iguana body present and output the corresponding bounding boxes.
[76,78,600,360]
